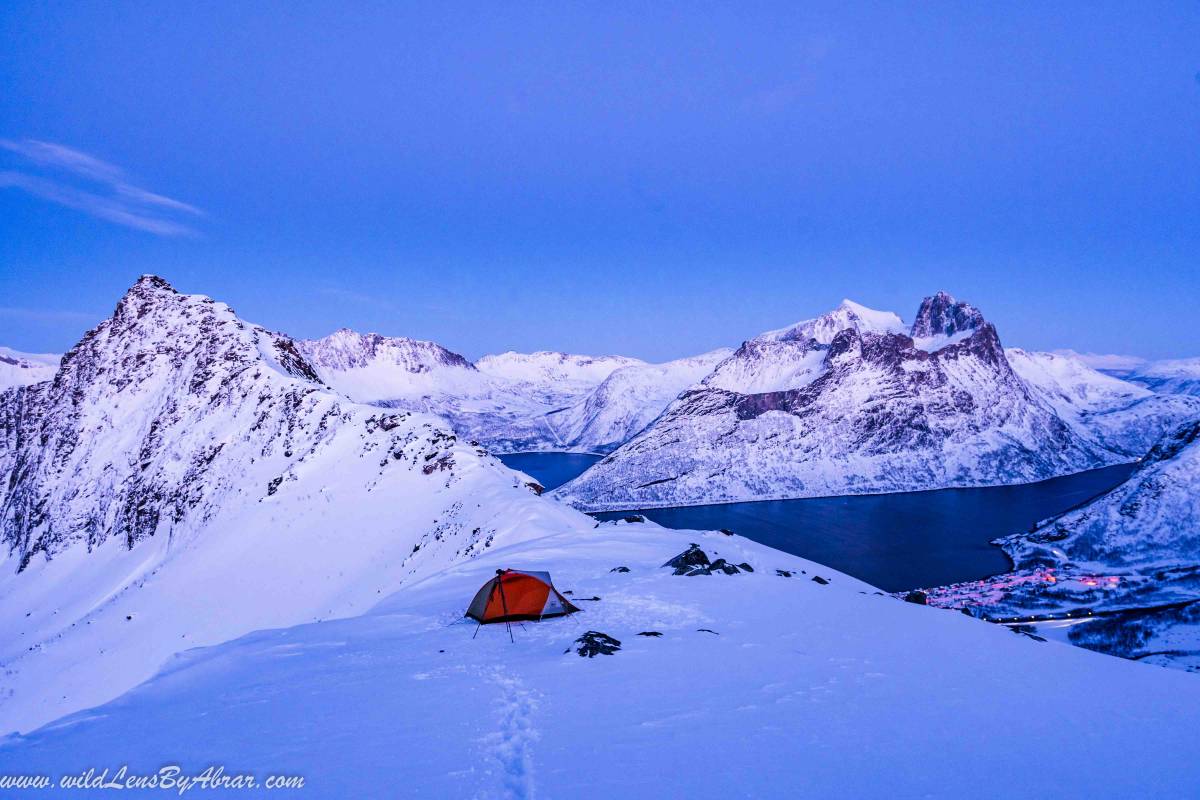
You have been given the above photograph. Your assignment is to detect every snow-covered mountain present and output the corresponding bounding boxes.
[0,276,592,734]
[1128,358,1200,396]
[298,328,479,405]
[7,520,1200,797]
[0,346,59,390]
[555,293,1147,511]
[544,349,733,453]
[302,334,736,455]
[1007,348,1200,458]
[924,419,1200,670]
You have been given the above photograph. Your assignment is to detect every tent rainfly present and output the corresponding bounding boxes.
[466,569,580,624]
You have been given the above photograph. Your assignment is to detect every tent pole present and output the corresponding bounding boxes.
[496,571,515,643]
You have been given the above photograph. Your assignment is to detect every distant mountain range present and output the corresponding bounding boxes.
[554,293,1199,510]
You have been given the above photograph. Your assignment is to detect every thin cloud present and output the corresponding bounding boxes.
[0,139,202,236]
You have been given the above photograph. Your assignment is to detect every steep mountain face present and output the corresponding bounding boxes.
[0,276,591,733]
[1008,348,1200,458]
[923,419,1200,670]
[0,346,59,390]
[909,290,985,346]
[546,349,733,453]
[555,294,1121,511]
[1128,358,1200,396]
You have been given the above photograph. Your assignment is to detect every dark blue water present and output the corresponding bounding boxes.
[498,452,604,490]
[501,452,1136,592]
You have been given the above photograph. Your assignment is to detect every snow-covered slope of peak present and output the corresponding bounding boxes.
[8,522,1200,798]
[1128,357,1200,396]
[475,350,646,389]
[1007,348,1200,457]
[702,337,827,393]
[0,275,596,734]
[924,420,1200,670]
[0,346,60,390]
[548,349,734,453]
[557,298,1114,511]
[299,328,481,404]
[756,298,907,344]
[706,299,908,395]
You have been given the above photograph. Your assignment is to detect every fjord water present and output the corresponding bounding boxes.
[498,452,606,491]
[500,453,1136,592]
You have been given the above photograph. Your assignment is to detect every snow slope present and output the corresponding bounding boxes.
[0,346,59,390]
[1128,357,1200,396]
[923,419,1200,670]
[4,522,1200,798]
[1007,348,1200,457]
[556,293,1118,511]
[547,349,733,452]
[0,276,595,734]
[298,328,481,405]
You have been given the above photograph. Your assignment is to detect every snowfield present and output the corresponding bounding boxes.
[0,346,59,390]
[3,521,1200,799]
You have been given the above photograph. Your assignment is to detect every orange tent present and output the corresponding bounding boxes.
[466,569,579,624]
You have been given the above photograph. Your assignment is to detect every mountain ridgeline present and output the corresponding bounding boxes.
[553,294,1199,510]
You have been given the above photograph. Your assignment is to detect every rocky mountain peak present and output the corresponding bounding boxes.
[301,329,475,374]
[910,292,985,340]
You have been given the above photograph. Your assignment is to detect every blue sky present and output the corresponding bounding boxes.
[1,2,1198,361]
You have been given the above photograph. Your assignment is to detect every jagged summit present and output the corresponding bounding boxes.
[910,291,985,340]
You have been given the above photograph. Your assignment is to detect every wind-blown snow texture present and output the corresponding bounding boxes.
[0,346,59,390]
[4,522,1200,798]
[0,276,592,734]
[923,419,1200,670]
[556,293,1192,511]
